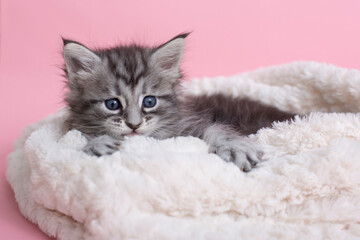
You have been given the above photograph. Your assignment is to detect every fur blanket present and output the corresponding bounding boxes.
[6,62,360,240]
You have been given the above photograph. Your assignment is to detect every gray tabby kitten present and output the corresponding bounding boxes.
[63,33,295,171]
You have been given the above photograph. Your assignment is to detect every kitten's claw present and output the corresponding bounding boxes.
[84,135,122,156]
[210,138,262,172]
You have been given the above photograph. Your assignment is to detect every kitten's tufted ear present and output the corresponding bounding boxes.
[62,39,101,77]
[151,33,189,71]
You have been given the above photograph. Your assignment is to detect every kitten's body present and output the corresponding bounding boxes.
[179,94,294,137]
[63,34,295,171]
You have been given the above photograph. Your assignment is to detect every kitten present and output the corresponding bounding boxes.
[63,33,295,171]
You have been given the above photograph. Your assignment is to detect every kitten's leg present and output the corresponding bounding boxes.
[202,124,262,171]
[84,134,122,156]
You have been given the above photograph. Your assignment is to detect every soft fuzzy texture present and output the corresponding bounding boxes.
[6,61,360,240]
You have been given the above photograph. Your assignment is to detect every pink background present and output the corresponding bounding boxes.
[1,0,360,239]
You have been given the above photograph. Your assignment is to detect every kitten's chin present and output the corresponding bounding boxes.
[124,132,139,137]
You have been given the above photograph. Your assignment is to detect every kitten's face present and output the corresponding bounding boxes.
[63,34,187,138]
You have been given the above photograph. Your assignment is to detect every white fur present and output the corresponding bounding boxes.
[6,61,360,239]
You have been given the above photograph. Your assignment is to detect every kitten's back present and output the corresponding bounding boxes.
[184,94,295,135]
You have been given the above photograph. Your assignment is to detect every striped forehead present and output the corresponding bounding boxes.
[112,78,145,103]
[104,49,148,88]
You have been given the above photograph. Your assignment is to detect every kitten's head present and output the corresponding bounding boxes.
[63,33,188,138]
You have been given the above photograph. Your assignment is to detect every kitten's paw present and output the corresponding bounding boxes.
[84,135,122,156]
[210,138,263,172]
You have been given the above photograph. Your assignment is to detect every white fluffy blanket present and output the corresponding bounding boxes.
[6,62,360,240]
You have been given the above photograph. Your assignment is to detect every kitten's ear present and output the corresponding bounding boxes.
[151,33,189,71]
[62,39,101,76]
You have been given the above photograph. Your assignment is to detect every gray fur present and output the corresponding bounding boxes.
[83,134,122,156]
[63,34,295,171]
[203,125,260,172]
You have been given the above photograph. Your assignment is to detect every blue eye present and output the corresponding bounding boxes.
[105,98,121,110]
[143,96,157,108]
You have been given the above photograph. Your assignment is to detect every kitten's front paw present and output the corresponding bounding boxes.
[84,135,122,156]
[210,138,263,172]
